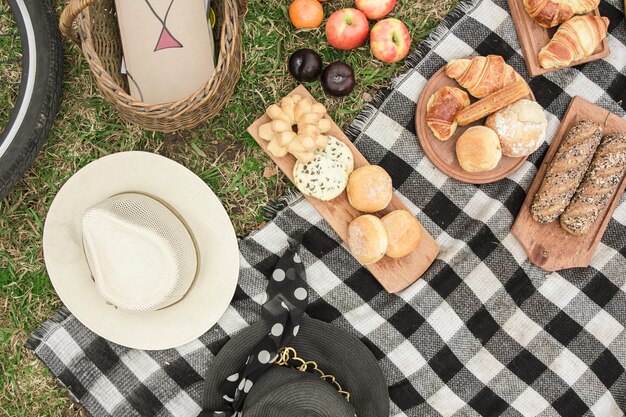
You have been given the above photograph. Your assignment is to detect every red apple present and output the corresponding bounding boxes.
[370,18,411,63]
[355,0,395,20]
[325,8,369,50]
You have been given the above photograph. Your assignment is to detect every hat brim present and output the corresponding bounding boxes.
[202,316,389,417]
[243,367,357,417]
[43,151,239,350]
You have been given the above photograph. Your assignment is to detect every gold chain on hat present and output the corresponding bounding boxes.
[275,346,353,405]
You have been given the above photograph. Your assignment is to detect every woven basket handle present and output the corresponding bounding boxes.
[239,0,248,16]
[59,0,98,45]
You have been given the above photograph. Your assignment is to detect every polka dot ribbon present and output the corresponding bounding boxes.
[200,237,308,417]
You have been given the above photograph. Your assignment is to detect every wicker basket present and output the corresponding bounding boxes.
[59,0,244,132]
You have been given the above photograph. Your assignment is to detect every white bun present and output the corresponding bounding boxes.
[347,165,393,213]
[456,126,502,173]
[347,215,388,265]
[381,210,422,258]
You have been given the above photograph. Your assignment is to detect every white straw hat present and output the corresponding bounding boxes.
[82,193,198,312]
[43,152,239,350]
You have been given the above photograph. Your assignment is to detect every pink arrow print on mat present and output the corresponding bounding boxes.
[144,0,183,51]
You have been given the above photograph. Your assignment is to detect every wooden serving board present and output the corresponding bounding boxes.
[415,65,533,184]
[248,85,440,293]
[508,0,610,77]
[511,96,626,271]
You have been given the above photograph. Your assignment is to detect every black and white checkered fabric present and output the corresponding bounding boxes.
[28,0,626,415]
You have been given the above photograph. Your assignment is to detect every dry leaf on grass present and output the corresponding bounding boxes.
[263,166,278,178]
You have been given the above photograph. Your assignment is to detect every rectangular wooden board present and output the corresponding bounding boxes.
[248,85,440,293]
[511,96,626,272]
[508,0,610,77]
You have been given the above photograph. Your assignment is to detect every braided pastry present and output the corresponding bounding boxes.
[258,95,331,163]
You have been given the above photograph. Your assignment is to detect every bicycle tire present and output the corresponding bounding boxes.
[0,0,63,200]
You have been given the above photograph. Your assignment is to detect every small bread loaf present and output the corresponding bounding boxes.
[445,55,524,98]
[347,165,393,213]
[531,120,603,223]
[426,86,470,141]
[293,155,349,201]
[560,133,626,235]
[456,81,531,126]
[381,210,422,258]
[486,99,547,157]
[456,126,502,173]
[347,215,388,264]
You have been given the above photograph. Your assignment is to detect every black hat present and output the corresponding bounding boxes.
[202,316,388,417]
[198,238,389,416]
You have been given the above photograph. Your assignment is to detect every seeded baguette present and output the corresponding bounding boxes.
[531,120,603,223]
[456,81,530,126]
[560,133,626,235]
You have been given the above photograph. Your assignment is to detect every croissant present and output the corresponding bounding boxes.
[538,15,609,69]
[445,55,524,99]
[523,0,600,28]
[426,86,470,141]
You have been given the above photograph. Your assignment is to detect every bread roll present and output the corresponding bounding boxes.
[486,99,547,157]
[426,86,470,141]
[560,133,626,235]
[347,215,388,264]
[347,165,393,213]
[381,210,422,258]
[456,126,502,173]
[531,120,603,223]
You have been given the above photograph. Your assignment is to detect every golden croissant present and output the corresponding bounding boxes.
[538,15,609,69]
[523,0,600,28]
[445,55,524,99]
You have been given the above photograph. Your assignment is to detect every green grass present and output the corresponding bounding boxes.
[0,0,456,414]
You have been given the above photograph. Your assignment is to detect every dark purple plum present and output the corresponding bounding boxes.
[321,61,355,97]
[288,49,323,82]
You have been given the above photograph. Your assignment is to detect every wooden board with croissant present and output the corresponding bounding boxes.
[248,85,440,293]
[509,0,610,77]
[512,96,626,272]
[416,56,539,184]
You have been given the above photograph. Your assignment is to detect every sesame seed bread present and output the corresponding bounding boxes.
[531,120,603,224]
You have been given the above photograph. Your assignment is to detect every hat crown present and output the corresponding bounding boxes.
[82,193,198,312]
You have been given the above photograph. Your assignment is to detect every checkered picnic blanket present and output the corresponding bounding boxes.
[27,0,626,415]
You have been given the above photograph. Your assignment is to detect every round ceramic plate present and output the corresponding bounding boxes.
[415,65,535,184]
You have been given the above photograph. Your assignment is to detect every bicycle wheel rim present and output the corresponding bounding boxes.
[0,0,36,159]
